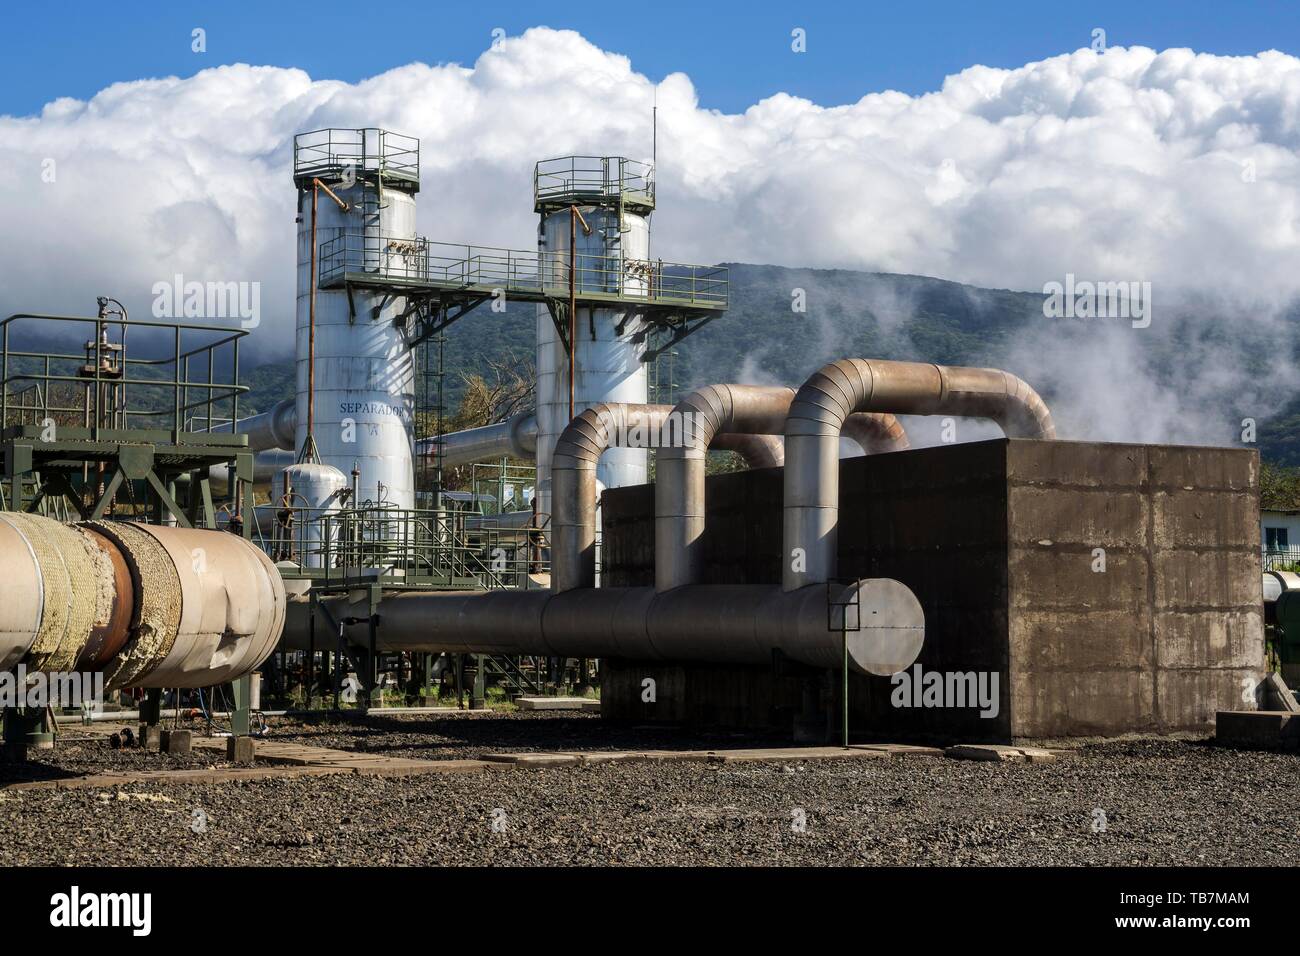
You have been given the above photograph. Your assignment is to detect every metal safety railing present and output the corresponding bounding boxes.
[317,233,729,308]
[534,155,655,209]
[468,460,536,517]
[0,313,248,439]
[293,128,420,183]
[270,505,548,590]
[1263,546,1300,570]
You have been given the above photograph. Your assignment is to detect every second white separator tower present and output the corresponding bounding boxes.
[533,157,655,522]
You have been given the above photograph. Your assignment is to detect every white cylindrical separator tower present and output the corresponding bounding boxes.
[534,156,654,526]
[293,128,418,510]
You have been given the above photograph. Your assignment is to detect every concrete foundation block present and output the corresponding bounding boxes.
[226,736,255,765]
[515,697,599,712]
[1263,673,1300,714]
[482,752,581,767]
[159,729,191,756]
[601,438,1263,738]
[1216,710,1300,749]
[855,743,946,758]
[710,747,890,764]
[945,744,1058,763]
[136,724,158,750]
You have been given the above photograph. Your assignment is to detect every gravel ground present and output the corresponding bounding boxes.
[0,718,1295,866]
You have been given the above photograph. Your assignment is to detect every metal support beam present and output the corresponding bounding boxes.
[140,688,162,728]
[471,654,486,710]
[544,299,571,354]
[230,675,251,736]
[88,469,125,519]
[143,470,193,528]
[642,313,720,362]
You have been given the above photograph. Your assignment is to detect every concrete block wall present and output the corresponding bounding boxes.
[1002,442,1262,736]
[599,439,1264,740]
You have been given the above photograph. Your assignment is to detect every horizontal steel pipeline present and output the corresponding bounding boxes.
[284,578,923,676]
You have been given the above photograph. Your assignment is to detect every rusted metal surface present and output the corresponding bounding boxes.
[74,527,134,671]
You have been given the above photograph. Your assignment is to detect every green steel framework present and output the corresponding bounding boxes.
[0,308,259,750]
[0,310,255,533]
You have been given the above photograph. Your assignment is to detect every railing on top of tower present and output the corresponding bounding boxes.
[316,235,729,308]
[534,156,655,212]
[292,128,420,186]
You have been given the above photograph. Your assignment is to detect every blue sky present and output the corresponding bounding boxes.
[5,0,1299,117]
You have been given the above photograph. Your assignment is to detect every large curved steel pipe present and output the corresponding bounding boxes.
[709,432,785,469]
[654,384,912,592]
[843,412,910,454]
[551,402,803,592]
[655,385,794,592]
[0,513,285,689]
[274,375,951,677]
[783,359,1055,591]
[208,397,298,452]
[552,404,670,592]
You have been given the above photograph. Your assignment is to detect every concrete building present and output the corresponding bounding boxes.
[600,438,1264,740]
[1261,508,1300,567]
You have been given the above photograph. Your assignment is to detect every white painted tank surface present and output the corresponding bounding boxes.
[534,202,651,526]
[282,462,349,568]
[295,145,416,511]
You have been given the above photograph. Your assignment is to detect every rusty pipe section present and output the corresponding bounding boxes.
[654,385,912,592]
[0,513,285,689]
[783,359,1055,591]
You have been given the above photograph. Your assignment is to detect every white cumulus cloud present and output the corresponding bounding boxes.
[1,28,1299,443]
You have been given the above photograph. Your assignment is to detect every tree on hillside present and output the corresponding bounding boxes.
[1260,461,1300,511]
[432,350,534,493]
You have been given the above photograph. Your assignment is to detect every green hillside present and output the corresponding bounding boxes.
[234,262,1300,465]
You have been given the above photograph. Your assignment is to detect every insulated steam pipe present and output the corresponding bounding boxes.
[0,513,285,689]
[552,403,677,593]
[709,432,785,469]
[208,397,298,452]
[783,359,1055,591]
[413,410,538,469]
[655,385,795,592]
[280,381,935,676]
[842,412,910,454]
[209,448,296,486]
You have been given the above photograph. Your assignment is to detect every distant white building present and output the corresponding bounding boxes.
[1262,509,1300,566]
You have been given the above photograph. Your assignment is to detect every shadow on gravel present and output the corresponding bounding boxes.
[0,759,82,784]
[265,711,790,759]
[0,735,228,785]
